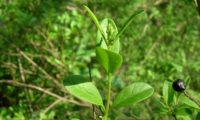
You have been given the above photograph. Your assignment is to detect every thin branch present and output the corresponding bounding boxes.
[0,51,45,58]
[18,58,33,113]
[17,48,67,93]
[140,39,160,65]
[144,102,153,119]
[43,99,62,114]
[2,51,66,73]
[1,62,17,69]
[0,80,91,107]
[1,62,35,75]
[18,58,26,82]
[29,41,64,66]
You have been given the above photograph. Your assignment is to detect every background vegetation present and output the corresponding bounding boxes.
[0,0,200,119]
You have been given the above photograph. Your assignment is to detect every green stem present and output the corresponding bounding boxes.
[104,73,112,120]
[83,5,107,45]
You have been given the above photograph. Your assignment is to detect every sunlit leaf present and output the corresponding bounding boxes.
[162,80,175,105]
[63,75,103,106]
[97,18,120,53]
[113,82,154,108]
[179,94,200,110]
[96,47,122,74]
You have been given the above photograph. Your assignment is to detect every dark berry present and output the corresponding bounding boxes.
[172,79,185,92]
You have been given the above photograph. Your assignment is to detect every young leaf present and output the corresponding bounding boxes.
[63,75,103,106]
[113,82,154,108]
[97,18,120,53]
[96,47,122,74]
[116,10,144,38]
[83,5,107,42]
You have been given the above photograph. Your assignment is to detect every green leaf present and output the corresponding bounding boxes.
[179,95,200,110]
[63,75,103,106]
[162,80,175,105]
[185,78,190,89]
[196,112,200,120]
[116,9,144,38]
[96,47,122,74]
[113,82,154,108]
[97,18,120,53]
[155,99,169,114]
[175,107,193,120]
[162,81,169,104]
[83,5,107,42]
[175,108,192,116]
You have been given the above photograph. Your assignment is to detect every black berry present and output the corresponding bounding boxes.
[172,79,185,92]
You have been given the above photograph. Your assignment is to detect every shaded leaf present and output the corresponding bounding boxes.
[196,112,200,120]
[175,107,193,120]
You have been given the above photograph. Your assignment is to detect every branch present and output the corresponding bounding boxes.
[17,48,67,93]
[18,58,33,113]
[42,99,62,118]
[0,80,91,108]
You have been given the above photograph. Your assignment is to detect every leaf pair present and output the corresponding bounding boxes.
[63,76,154,109]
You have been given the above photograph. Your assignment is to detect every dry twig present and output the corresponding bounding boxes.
[17,48,67,94]
[0,80,91,107]
[43,99,62,114]
[18,58,33,113]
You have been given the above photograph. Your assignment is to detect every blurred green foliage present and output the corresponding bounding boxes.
[0,0,200,119]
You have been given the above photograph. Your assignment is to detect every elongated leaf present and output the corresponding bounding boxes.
[96,47,122,73]
[63,75,103,106]
[179,94,200,110]
[162,80,175,105]
[154,98,169,114]
[116,10,144,38]
[113,82,154,108]
[185,78,190,89]
[97,18,120,53]
[83,5,106,41]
